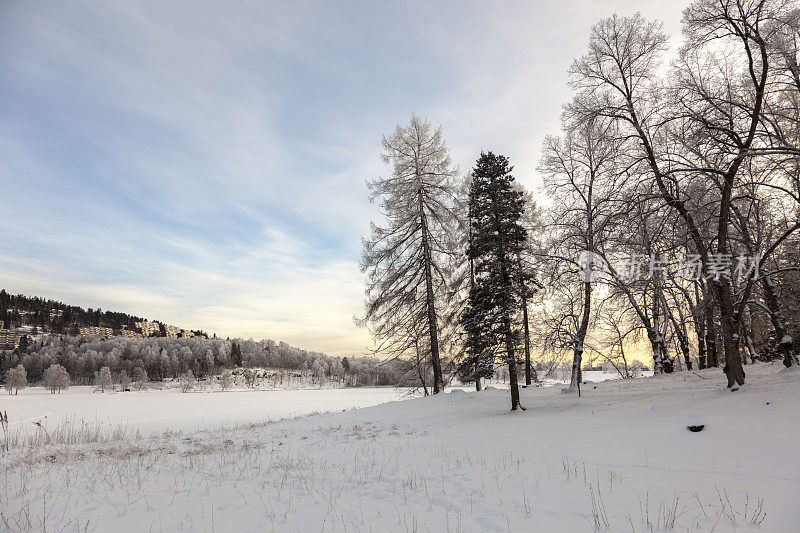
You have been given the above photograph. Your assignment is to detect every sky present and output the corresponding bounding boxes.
[0,1,689,355]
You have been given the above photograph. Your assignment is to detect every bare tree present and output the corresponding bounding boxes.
[566,3,799,387]
[516,188,543,385]
[359,114,460,394]
[539,114,627,391]
[179,371,196,393]
[97,366,112,393]
[119,370,131,391]
[132,366,148,390]
[43,364,70,394]
[220,370,234,391]
[5,365,26,395]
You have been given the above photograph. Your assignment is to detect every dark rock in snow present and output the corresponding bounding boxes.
[687,425,705,432]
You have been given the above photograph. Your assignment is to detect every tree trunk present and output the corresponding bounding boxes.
[419,189,444,394]
[650,335,663,375]
[694,285,707,369]
[651,276,665,375]
[678,335,692,371]
[500,255,522,410]
[761,274,798,367]
[741,305,757,365]
[567,280,592,393]
[467,223,486,391]
[522,302,532,385]
[414,337,429,396]
[518,253,534,385]
[703,287,718,368]
[714,280,745,387]
[667,305,692,370]
[505,320,521,410]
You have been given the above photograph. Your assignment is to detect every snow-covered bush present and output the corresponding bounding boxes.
[178,371,196,393]
[119,370,131,391]
[132,367,148,390]
[43,364,70,394]
[5,364,27,395]
[220,370,234,391]
[96,366,112,392]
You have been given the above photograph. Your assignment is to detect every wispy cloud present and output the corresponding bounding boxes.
[0,0,688,355]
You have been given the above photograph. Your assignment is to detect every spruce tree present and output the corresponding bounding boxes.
[457,175,494,390]
[230,342,243,367]
[462,152,528,410]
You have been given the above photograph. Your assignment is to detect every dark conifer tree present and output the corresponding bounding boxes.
[457,176,494,390]
[230,342,243,367]
[458,281,498,387]
[462,152,529,410]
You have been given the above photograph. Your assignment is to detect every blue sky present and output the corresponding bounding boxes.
[0,1,686,355]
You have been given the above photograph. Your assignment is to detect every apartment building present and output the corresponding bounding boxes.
[79,326,114,337]
[134,320,163,337]
[134,320,194,338]
[164,324,182,338]
[0,328,21,349]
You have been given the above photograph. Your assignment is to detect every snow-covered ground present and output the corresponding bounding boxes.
[0,386,409,435]
[0,370,635,436]
[1,362,798,531]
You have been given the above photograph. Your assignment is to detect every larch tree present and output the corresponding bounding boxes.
[462,152,529,411]
[360,114,459,394]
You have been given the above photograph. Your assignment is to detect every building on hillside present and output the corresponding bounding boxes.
[0,329,21,349]
[164,324,196,338]
[133,320,194,338]
[120,329,142,338]
[134,320,163,337]
[79,326,114,337]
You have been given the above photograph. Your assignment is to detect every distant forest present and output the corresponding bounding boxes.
[1,289,146,333]
[0,289,420,388]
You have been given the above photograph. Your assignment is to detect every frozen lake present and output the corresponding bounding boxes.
[0,370,636,436]
[0,386,412,434]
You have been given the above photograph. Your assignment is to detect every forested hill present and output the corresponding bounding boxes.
[2,289,147,333]
[0,289,419,388]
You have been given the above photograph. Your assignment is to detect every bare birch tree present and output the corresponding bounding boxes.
[539,114,627,392]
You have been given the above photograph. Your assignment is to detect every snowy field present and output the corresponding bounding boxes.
[0,386,409,435]
[0,370,629,437]
[1,362,798,531]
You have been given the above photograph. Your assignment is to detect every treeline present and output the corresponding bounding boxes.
[360,0,800,407]
[1,335,412,388]
[0,289,144,333]
[533,3,800,390]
